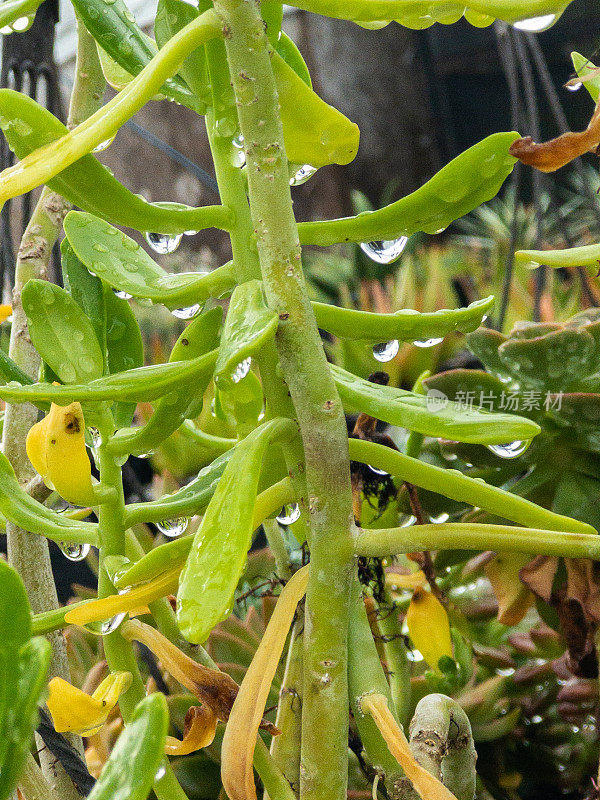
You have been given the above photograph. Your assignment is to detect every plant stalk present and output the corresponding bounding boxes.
[215,5,356,800]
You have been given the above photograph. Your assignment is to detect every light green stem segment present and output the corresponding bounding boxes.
[348,584,405,797]
[376,591,411,731]
[215,6,356,800]
[95,412,189,800]
[355,523,600,559]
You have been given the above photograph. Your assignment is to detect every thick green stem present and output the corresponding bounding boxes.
[215,6,356,800]
[376,591,411,731]
[96,412,188,800]
[67,14,106,129]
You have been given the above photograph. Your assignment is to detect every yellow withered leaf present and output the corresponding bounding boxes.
[406,587,453,674]
[221,565,309,800]
[485,553,534,626]
[65,566,180,626]
[164,705,218,755]
[361,693,460,800]
[0,304,12,323]
[26,401,96,506]
[47,671,132,736]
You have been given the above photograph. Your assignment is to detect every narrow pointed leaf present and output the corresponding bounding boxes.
[515,241,600,269]
[215,281,277,389]
[298,133,519,245]
[64,211,235,308]
[331,364,540,444]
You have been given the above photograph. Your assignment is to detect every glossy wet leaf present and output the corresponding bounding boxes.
[22,280,104,384]
[71,0,205,112]
[215,281,277,389]
[112,307,222,456]
[348,438,596,534]
[331,364,540,444]
[86,693,168,800]
[406,588,453,674]
[572,52,600,102]
[64,212,235,309]
[280,0,571,29]
[0,90,230,234]
[0,560,51,800]
[61,239,106,360]
[276,31,312,87]
[0,450,98,544]
[313,296,493,342]
[298,133,519,245]
[0,0,42,30]
[273,50,359,167]
[498,328,597,390]
[0,11,221,205]
[422,370,509,412]
[155,0,210,101]
[104,285,145,429]
[0,350,217,405]
[465,328,512,379]
[547,392,600,430]
[177,418,295,643]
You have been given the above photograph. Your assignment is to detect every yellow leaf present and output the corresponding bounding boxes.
[65,566,180,626]
[164,705,218,755]
[361,693,460,800]
[221,565,309,800]
[385,570,427,590]
[485,553,534,626]
[47,672,132,736]
[0,304,12,323]
[26,402,96,506]
[406,588,453,674]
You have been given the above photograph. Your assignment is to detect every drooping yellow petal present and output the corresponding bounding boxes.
[26,402,96,506]
[361,693,459,800]
[485,553,534,626]
[221,565,309,800]
[47,672,132,736]
[65,566,180,626]
[406,587,453,674]
[164,705,218,755]
[0,304,12,323]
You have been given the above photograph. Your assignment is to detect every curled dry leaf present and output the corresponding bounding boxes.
[47,671,132,736]
[509,101,600,172]
[164,705,218,755]
[484,553,534,626]
[221,565,309,800]
[360,693,460,800]
[122,618,277,732]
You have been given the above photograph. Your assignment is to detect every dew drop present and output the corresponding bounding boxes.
[487,440,531,459]
[156,517,189,538]
[290,164,318,186]
[88,427,102,448]
[276,503,300,526]
[231,133,246,168]
[92,243,109,253]
[11,15,31,31]
[145,231,182,254]
[100,612,127,635]
[413,337,443,348]
[171,304,201,320]
[93,135,115,153]
[59,542,90,562]
[368,464,389,476]
[184,230,198,236]
[79,355,96,373]
[231,357,251,383]
[512,13,556,31]
[372,339,399,362]
[567,81,582,92]
[154,764,167,782]
[113,289,132,300]
[360,237,408,265]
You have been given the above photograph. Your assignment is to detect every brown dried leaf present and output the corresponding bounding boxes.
[509,103,600,172]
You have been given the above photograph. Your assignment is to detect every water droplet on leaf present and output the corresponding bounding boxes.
[372,340,399,362]
[360,237,408,265]
[413,337,443,348]
[231,357,251,383]
[512,13,556,31]
[88,427,102,448]
[93,135,115,153]
[113,289,132,300]
[59,542,90,562]
[101,613,127,635]
[145,231,182,254]
[156,517,189,538]
[290,164,317,186]
[171,304,200,320]
[567,81,582,92]
[276,503,300,526]
[487,440,530,459]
